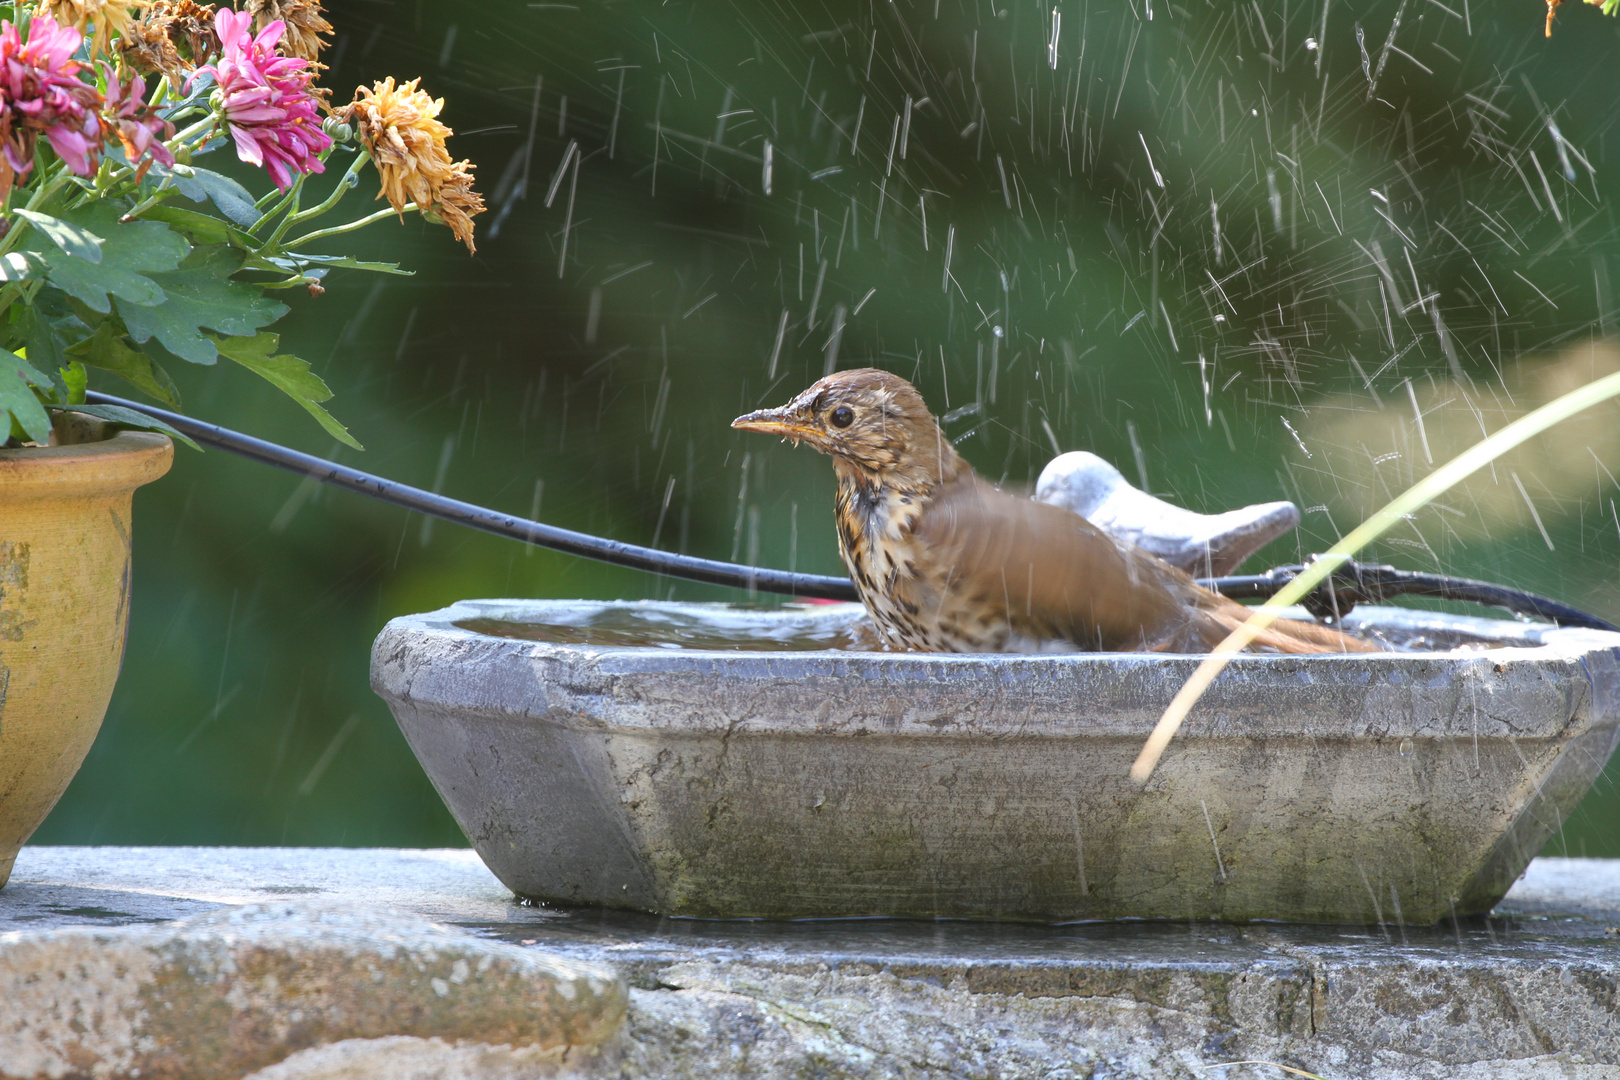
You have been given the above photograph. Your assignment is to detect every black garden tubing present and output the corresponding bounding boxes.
[1214,563,1620,633]
[84,391,857,600]
[83,391,1620,633]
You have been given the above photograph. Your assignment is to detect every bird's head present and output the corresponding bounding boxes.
[731,368,962,484]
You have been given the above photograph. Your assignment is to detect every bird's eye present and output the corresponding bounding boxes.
[829,406,854,429]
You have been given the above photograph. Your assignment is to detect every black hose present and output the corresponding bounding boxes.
[84,391,1620,632]
[1217,564,1620,633]
[84,391,859,601]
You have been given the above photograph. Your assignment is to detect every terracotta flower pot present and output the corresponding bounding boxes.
[0,415,172,888]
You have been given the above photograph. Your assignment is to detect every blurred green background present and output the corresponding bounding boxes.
[34,0,1620,854]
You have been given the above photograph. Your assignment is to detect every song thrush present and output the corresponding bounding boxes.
[732,368,1374,654]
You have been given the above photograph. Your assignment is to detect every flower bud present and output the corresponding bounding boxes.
[209,88,225,111]
[322,116,353,142]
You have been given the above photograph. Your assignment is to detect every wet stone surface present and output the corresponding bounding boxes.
[2,847,1619,1078]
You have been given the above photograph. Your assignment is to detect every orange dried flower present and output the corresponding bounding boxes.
[119,0,220,81]
[343,77,484,254]
[162,0,219,61]
[240,0,330,62]
[423,158,484,254]
[119,12,182,77]
[35,0,139,58]
[345,76,451,210]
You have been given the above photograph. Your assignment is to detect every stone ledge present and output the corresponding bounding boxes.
[0,899,624,1080]
[4,848,1619,1079]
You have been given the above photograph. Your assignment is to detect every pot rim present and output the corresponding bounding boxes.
[0,419,172,501]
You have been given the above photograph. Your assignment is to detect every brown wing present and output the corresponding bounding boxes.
[912,475,1375,654]
[910,475,1193,650]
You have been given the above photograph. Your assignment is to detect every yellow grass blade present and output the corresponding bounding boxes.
[1131,368,1620,786]
[1198,1062,1333,1080]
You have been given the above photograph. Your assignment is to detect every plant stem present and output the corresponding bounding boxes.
[252,173,307,236]
[254,177,292,210]
[0,278,45,324]
[269,151,369,239]
[284,203,414,248]
[164,114,219,155]
[121,175,178,220]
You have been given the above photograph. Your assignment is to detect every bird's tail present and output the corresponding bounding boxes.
[1196,600,1378,653]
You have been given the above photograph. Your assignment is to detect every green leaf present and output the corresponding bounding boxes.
[135,205,237,246]
[49,403,200,450]
[65,320,180,406]
[0,349,53,443]
[0,251,47,281]
[119,246,288,365]
[18,305,69,373]
[2,348,52,389]
[60,360,88,404]
[170,167,260,227]
[23,202,187,313]
[14,209,103,263]
[17,297,85,378]
[214,332,362,450]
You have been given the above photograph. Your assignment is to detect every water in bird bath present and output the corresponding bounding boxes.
[455,600,1529,653]
[456,602,874,651]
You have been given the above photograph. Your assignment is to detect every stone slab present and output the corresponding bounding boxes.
[0,857,626,1080]
[4,848,1620,1079]
[0,845,521,930]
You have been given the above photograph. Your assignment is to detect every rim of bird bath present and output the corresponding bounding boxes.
[372,599,1620,924]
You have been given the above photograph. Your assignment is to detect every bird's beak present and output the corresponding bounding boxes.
[731,406,820,445]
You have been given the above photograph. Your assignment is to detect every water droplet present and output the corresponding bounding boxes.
[1399,738,1414,757]
[1305,37,1319,50]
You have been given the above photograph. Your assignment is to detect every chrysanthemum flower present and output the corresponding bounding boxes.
[120,0,221,83]
[33,0,138,59]
[241,0,330,63]
[101,64,175,176]
[0,16,105,196]
[344,77,451,213]
[342,77,484,253]
[120,10,184,79]
[192,8,330,191]
[161,0,222,63]
[423,158,484,253]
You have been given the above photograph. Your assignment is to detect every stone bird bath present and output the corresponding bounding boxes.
[372,600,1620,924]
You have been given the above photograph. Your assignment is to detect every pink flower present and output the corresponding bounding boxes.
[192,8,330,191]
[102,65,175,177]
[0,16,106,194]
